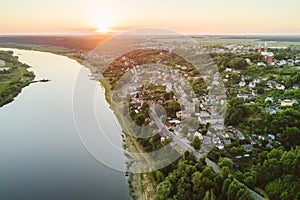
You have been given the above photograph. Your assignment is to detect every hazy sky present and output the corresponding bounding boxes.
[1,0,300,35]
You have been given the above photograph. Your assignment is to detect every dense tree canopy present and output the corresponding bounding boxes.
[229,58,248,69]
[154,156,255,200]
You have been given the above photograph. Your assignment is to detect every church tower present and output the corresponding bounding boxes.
[256,42,262,54]
[264,42,268,52]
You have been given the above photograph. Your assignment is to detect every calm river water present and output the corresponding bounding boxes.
[0,48,129,200]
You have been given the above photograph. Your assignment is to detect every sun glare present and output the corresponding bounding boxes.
[93,19,112,34]
[96,25,110,33]
[91,14,116,34]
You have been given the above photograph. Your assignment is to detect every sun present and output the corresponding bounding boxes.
[93,20,111,34]
[96,25,110,33]
[91,16,115,34]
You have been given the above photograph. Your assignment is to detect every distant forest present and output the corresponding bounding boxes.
[219,35,300,42]
[0,35,107,51]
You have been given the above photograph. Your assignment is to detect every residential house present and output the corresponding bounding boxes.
[194,131,203,140]
[224,139,232,146]
[198,110,211,124]
[287,59,294,66]
[165,122,173,130]
[225,68,233,73]
[160,136,166,143]
[292,84,299,89]
[183,100,196,113]
[253,78,260,84]
[267,80,276,88]
[169,119,181,124]
[277,60,287,67]
[239,81,246,87]
[176,111,191,119]
[210,114,225,126]
[268,134,275,140]
[216,143,225,150]
[245,58,253,65]
[235,130,245,140]
[252,90,258,96]
[249,81,256,89]
[257,62,266,67]
[237,94,249,100]
[265,107,276,115]
[281,99,295,107]
[265,97,274,103]
[275,83,285,90]
[243,144,254,153]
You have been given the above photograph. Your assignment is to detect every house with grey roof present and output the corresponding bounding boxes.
[265,97,274,103]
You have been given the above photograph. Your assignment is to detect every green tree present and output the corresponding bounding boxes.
[257,87,264,94]
[155,179,172,200]
[191,77,207,96]
[218,157,233,170]
[155,170,164,183]
[221,166,230,178]
[133,112,146,126]
[191,136,201,150]
[225,98,248,126]
[192,171,202,193]
[165,101,181,118]
[229,58,248,69]
[285,126,300,147]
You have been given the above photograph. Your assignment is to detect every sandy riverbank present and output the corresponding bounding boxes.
[100,78,156,200]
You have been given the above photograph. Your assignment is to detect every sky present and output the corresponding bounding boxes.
[1,0,300,35]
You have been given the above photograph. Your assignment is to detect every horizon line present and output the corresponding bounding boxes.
[0,33,300,37]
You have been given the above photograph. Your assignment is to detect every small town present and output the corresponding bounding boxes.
[100,38,300,199]
[102,40,300,155]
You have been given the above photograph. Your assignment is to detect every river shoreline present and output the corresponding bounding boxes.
[0,45,155,200]
[0,49,35,108]
[99,78,156,200]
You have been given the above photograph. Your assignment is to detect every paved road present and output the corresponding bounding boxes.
[205,157,221,172]
[149,105,199,156]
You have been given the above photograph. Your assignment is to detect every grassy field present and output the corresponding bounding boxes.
[194,36,300,47]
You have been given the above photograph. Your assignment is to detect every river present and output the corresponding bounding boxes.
[0,48,129,200]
